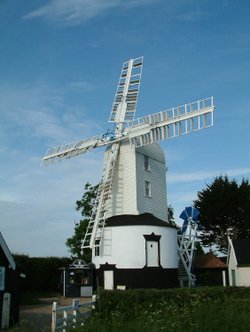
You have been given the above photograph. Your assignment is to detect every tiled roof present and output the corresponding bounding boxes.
[194,252,227,269]
[232,239,250,265]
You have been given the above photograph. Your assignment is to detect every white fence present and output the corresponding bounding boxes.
[51,295,96,332]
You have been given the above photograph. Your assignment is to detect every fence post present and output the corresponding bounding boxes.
[63,310,67,332]
[72,299,80,328]
[92,295,96,310]
[51,302,57,332]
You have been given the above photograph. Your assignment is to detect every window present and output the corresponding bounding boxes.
[144,155,150,171]
[145,180,151,197]
[95,239,100,256]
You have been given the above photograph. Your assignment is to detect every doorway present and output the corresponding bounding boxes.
[104,270,114,290]
[146,241,159,267]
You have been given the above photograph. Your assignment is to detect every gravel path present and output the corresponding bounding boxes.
[19,297,90,332]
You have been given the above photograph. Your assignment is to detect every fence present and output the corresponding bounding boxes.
[51,295,96,331]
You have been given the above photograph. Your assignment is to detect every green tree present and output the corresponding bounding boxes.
[66,182,99,261]
[194,175,250,253]
[167,204,175,225]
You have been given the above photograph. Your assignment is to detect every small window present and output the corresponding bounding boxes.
[95,240,100,256]
[144,155,150,171]
[145,181,151,197]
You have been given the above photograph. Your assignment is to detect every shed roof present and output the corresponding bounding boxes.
[232,239,250,266]
[0,232,16,270]
[194,252,227,269]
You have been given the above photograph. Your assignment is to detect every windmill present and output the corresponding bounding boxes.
[42,57,214,289]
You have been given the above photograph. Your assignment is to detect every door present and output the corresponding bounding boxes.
[231,269,236,286]
[147,241,159,267]
[104,270,114,290]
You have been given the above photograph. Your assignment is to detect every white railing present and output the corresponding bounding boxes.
[51,295,96,332]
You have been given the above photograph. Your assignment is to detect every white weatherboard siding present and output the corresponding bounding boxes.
[136,144,168,221]
[92,225,178,269]
[228,246,250,287]
[104,140,168,221]
[228,249,237,286]
[105,140,138,218]
[237,268,250,286]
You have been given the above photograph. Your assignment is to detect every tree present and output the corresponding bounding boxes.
[167,204,175,225]
[194,175,250,253]
[66,182,99,261]
[66,182,175,259]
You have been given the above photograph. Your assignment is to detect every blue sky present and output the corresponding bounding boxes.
[1,0,250,257]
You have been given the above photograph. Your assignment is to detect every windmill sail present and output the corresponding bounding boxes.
[127,97,214,147]
[42,135,106,166]
[109,56,143,125]
[42,57,215,256]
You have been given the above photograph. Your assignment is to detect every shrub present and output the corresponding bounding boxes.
[78,287,250,332]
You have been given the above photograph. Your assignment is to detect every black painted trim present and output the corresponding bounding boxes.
[96,265,178,289]
[105,213,177,228]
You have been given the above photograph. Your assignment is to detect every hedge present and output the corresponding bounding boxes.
[13,254,71,292]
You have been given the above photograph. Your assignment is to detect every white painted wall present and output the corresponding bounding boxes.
[92,224,178,269]
[237,268,250,286]
[104,140,168,221]
[136,144,168,221]
[104,140,138,218]
[228,242,250,286]
[228,247,238,286]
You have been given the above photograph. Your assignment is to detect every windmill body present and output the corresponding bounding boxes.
[91,140,178,288]
[43,57,214,289]
[104,139,168,221]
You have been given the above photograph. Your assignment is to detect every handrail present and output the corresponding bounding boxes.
[51,295,96,332]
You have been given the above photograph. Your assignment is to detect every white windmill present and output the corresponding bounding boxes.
[43,57,214,289]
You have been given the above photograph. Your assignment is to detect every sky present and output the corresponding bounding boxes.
[1,0,250,257]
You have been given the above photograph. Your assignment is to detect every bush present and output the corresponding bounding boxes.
[77,287,250,332]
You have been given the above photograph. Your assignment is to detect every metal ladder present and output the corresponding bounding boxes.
[177,221,198,287]
[81,142,120,251]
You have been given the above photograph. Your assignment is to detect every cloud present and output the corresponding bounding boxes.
[68,80,95,91]
[177,8,209,22]
[0,148,103,256]
[168,168,250,184]
[23,0,160,25]
[0,82,103,146]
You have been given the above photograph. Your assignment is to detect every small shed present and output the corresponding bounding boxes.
[194,252,228,286]
[227,238,250,286]
[0,232,20,328]
[60,259,95,297]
